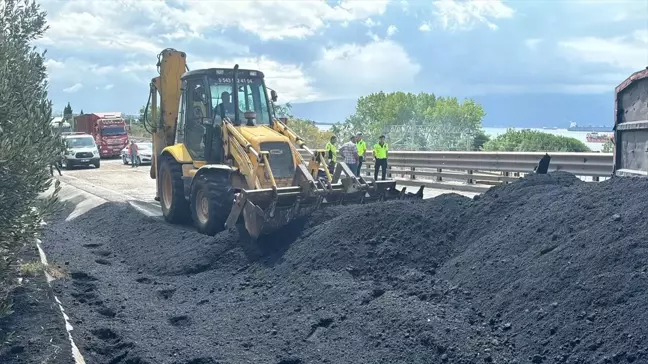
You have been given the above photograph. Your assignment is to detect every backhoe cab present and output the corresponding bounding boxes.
[148,48,421,240]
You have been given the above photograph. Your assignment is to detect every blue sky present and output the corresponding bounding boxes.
[38,0,647,126]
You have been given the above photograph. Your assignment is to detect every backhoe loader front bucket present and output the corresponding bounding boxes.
[226,186,324,239]
[225,163,424,240]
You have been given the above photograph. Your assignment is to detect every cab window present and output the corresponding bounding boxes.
[184,78,208,160]
[209,77,270,125]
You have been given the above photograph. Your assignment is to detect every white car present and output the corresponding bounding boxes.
[121,142,153,165]
[61,133,101,169]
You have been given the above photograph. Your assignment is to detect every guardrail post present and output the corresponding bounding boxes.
[410,167,416,180]
[593,176,599,182]
[436,168,442,182]
[467,169,474,184]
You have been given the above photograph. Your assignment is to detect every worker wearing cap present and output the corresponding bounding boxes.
[373,135,388,180]
[339,135,359,176]
[355,133,366,176]
[325,135,338,172]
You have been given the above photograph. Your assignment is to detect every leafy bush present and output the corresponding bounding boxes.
[483,129,591,152]
[0,0,60,318]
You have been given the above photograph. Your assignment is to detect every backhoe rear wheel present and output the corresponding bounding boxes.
[190,172,234,236]
[158,154,190,224]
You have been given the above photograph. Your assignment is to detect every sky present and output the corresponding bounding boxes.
[38,0,648,127]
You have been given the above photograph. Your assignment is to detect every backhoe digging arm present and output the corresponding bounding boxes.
[148,49,187,182]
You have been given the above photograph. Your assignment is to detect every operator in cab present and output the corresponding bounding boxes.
[216,91,235,117]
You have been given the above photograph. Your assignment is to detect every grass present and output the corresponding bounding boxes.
[19,261,44,276]
[18,261,67,280]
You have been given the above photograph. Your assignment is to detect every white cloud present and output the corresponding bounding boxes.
[559,31,648,71]
[364,18,379,27]
[104,84,114,90]
[191,57,319,103]
[310,40,421,99]
[63,83,83,93]
[525,38,543,50]
[386,25,398,36]
[419,23,431,32]
[432,0,514,31]
[37,0,392,57]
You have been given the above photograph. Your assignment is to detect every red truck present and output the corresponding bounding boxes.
[612,67,648,176]
[74,112,129,158]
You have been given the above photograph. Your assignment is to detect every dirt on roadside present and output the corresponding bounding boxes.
[0,245,71,364]
[38,172,648,363]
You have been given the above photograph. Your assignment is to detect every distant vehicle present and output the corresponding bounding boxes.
[74,112,129,158]
[50,116,72,134]
[60,133,101,169]
[586,132,612,143]
[120,142,153,165]
[568,121,612,132]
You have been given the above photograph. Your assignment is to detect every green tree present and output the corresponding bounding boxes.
[602,139,614,153]
[275,103,332,148]
[0,0,60,318]
[483,129,591,152]
[63,101,72,121]
[138,103,151,124]
[472,130,491,151]
[335,91,486,151]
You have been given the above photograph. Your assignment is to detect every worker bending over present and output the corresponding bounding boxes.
[373,135,388,180]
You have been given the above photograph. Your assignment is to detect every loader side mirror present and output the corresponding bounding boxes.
[271,90,278,102]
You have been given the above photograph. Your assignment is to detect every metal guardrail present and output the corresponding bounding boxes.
[298,150,614,193]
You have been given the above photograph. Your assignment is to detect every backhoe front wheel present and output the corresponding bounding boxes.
[190,172,234,236]
[158,155,190,224]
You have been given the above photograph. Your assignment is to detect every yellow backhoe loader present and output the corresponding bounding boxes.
[143,48,423,239]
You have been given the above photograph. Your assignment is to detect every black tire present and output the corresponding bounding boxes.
[64,160,73,170]
[93,160,100,168]
[190,172,234,236]
[122,155,128,165]
[158,154,190,224]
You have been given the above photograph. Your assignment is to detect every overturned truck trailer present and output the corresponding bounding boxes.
[613,67,648,177]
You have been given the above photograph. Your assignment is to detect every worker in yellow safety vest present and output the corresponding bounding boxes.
[325,135,338,172]
[373,135,388,181]
[355,132,366,176]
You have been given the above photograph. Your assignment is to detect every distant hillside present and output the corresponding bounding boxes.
[291,92,614,128]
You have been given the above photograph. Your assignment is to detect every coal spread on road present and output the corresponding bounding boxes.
[39,172,648,364]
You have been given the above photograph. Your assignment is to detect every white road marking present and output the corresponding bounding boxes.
[61,174,160,208]
[35,237,86,364]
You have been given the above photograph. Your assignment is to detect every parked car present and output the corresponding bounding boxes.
[61,133,101,169]
[121,142,153,165]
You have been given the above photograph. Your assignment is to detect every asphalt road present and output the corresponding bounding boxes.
[56,159,478,206]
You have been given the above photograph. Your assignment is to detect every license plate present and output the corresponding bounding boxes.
[81,159,89,162]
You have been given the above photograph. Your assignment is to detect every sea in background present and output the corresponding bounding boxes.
[483,127,610,152]
[317,124,610,152]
